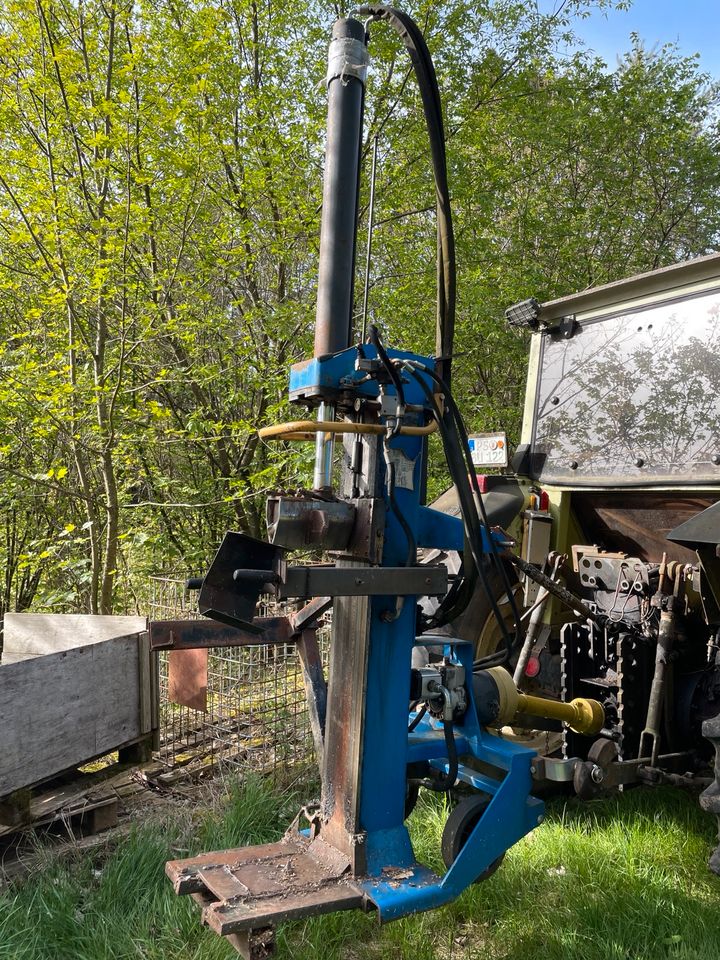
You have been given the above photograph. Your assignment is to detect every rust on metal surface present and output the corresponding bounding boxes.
[149,617,294,651]
[289,596,332,632]
[150,596,330,652]
[190,891,276,960]
[572,492,715,564]
[320,588,371,874]
[168,648,208,711]
[295,629,327,767]
[167,833,365,940]
[200,865,251,901]
[205,883,364,936]
[225,928,276,960]
[168,840,300,895]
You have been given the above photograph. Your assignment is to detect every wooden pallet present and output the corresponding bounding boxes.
[0,780,119,839]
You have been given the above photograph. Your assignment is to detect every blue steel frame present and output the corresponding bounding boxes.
[289,344,543,921]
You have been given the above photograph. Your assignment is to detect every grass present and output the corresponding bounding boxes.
[2,780,719,960]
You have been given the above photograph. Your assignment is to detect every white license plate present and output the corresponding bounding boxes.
[468,432,508,468]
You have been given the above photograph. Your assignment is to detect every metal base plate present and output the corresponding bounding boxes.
[166,834,366,937]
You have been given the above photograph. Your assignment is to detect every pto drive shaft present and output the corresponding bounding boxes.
[474,667,605,736]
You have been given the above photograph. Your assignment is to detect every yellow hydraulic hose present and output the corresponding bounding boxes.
[258,419,438,441]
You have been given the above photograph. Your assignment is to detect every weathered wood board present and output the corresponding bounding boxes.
[3,614,147,661]
[0,619,156,798]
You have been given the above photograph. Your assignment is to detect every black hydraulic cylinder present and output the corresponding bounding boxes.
[314,18,368,360]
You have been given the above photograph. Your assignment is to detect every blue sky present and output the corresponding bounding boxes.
[549,0,720,76]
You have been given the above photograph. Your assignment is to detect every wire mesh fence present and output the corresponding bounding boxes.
[150,576,329,787]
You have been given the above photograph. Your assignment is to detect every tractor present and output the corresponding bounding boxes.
[430,256,720,866]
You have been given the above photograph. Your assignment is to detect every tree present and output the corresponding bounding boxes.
[0,0,718,613]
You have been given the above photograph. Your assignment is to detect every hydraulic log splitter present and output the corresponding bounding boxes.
[165,9,604,957]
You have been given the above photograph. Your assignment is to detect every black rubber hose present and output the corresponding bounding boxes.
[409,361,524,655]
[386,454,416,566]
[418,716,458,791]
[428,556,478,629]
[413,392,513,668]
[425,404,510,661]
[406,369,514,665]
[408,703,427,732]
[368,323,406,408]
[356,5,456,387]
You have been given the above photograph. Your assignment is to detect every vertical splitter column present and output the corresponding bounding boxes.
[314,17,367,358]
[312,18,368,491]
[312,18,376,868]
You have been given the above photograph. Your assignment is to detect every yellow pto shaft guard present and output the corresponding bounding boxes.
[486,666,605,737]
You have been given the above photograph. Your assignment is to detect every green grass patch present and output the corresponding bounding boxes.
[2,782,719,960]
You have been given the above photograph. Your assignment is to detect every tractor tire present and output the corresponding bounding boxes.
[700,712,720,875]
[447,563,519,661]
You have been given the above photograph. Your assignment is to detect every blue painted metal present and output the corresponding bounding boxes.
[288,343,434,403]
[359,735,542,920]
[415,505,507,552]
[415,505,464,551]
[354,606,542,917]
[287,342,542,920]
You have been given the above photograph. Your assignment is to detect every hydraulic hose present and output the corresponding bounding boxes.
[407,360,524,654]
[369,324,406,409]
[408,703,427,732]
[357,5,456,388]
[415,715,458,792]
[404,366,515,666]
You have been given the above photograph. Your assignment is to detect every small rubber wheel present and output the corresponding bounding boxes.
[441,794,505,883]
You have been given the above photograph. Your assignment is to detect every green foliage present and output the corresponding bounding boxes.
[0,0,718,611]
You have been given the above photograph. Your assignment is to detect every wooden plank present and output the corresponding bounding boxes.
[3,614,147,660]
[82,798,119,834]
[137,632,153,734]
[0,754,161,837]
[0,789,31,827]
[0,634,144,796]
[0,791,119,838]
[150,641,160,749]
[0,652,35,664]
[32,796,119,834]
